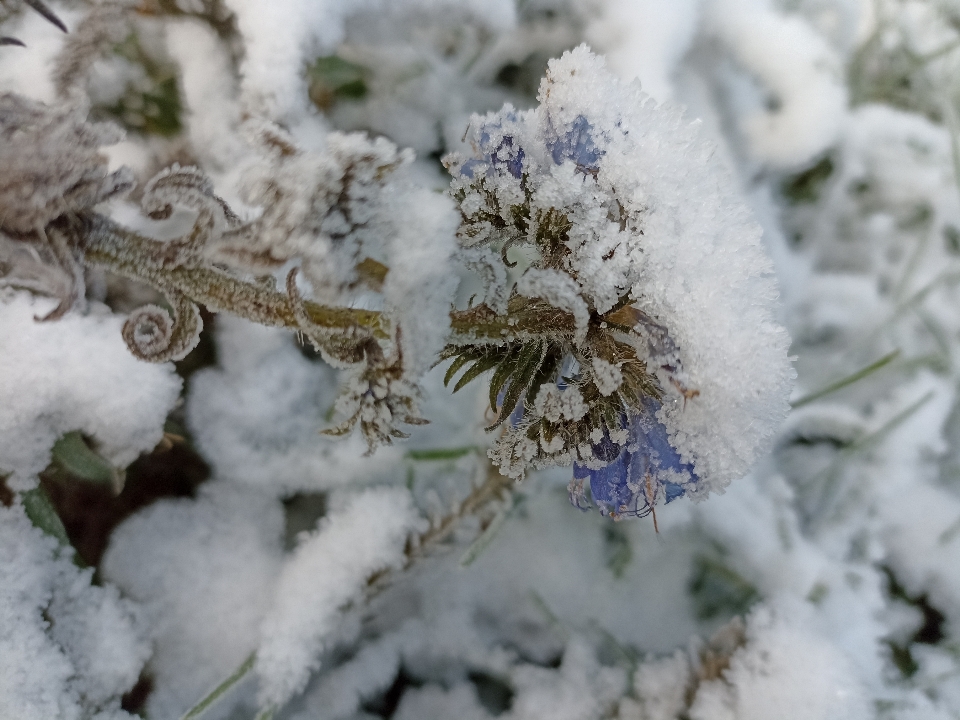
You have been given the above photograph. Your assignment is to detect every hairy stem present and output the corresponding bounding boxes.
[78,212,389,337]
[77,211,577,348]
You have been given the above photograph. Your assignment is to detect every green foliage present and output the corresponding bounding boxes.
[21,485,71,548]
[100,34,182,137]
[51,431,118,485]
[689,554,759,622]
[406,446,477,461]
[442,338,563,429]
[308,55,369,110]
[781,155,834,205]
[602,523,632,579]
[943,225,960,255]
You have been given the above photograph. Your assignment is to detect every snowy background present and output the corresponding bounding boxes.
[4,1,960,719]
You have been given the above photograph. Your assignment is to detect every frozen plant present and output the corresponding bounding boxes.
[8,1,960,719]
[442,47,792,516]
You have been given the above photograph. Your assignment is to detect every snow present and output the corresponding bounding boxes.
[0,292,181,489]
[0,502,148,720]
[101,482,284,719]
[256,486,424,706]
[687,606,870,720]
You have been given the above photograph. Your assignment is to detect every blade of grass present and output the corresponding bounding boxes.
[791,350,900,408]
[406,446,477,461]
[179,652,255,720]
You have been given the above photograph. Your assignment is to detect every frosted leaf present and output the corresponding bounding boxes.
[233,124,413,302]
[0,92,131,236]
[516,268,590,345]
[0,93,132,316]
[460,246,510,313]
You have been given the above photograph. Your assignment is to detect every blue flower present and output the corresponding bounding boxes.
[546,115,604,171]
[570,396,697,518]
[460,114,525,180]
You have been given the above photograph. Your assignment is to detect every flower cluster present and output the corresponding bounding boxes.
[442,46,792,517]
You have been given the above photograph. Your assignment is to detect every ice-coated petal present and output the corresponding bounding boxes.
[546,114,604,170]
[572,397,697,517]
[459,109,526,179]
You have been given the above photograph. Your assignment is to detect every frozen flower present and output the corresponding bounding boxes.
[546,114,604,171]
[444,46,792,511]
[570,396,695,519]
[458,110,526,180]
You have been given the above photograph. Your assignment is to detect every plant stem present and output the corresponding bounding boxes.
[80,213,388,337]
[78,211,576,349]
[179,652,256,720]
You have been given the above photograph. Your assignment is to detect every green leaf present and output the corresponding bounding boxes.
[406,446,477,461]
[51,432,117,484]
[443,353,473,387]
[21,486,70,548]
[454,354,502,394]
[493,341,545,429]
[781,155,834,204]
[525,351,561,406]
[308,55,369,110]
[688,555,759,621]
[488,349,522,410]
[603,523,632,579]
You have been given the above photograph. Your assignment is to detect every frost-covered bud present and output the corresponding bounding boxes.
[323,346,429,453]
